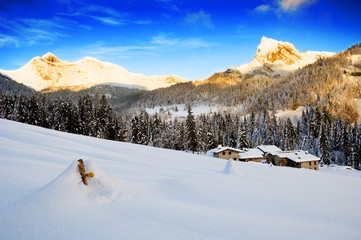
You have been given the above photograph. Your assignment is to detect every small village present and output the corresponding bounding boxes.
[207,145,320,170]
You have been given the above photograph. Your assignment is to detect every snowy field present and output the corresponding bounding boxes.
[145,104,219,119]
[1,119,361,240]
[145,103,305,122]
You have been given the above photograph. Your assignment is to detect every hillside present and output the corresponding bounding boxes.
[125,40,361,122]
[0,53,188,92]
[0,72,35,95]
[1,38,360,122]
[0,119,360,239]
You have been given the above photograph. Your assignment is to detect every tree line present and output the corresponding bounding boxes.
[0,93,360,169]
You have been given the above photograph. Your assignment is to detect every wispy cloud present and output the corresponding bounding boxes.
[90,16,125,25]
[155,0,180,12]
[0,17,71,47]
[253,0,317,15]
[279,0,317,11]
[184,10,214,29]
[55,42,157,61]
[0,34,19,47]
[82,44,156,57]
[58,3,152,26]
[254,4,272,13]
[56,33,211,62]
[132,19,153,25]
[151,34,211,48]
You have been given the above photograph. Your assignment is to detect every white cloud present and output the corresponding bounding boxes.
[184,10,214,29]
[151,34,211,48]
[0,35,19,47]
[253,0,317,15]
[0,17,71,47]
[278,0,317,11]
[90,16,125,25]
[254,4,272,13]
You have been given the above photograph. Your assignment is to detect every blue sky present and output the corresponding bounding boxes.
[0,0,360,81]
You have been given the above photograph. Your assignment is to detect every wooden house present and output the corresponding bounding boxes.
[266,150,320,170]
[257,145,282,158]
[207,146,243,161]
[238,148,264,162]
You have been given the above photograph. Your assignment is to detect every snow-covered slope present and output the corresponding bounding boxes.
[0,53,188,91]
[0,119,361,240]
[231,37,335,78]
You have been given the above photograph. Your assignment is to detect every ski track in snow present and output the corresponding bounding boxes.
[0,119,361,240]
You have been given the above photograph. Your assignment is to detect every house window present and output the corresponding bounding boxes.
[229,151,231,155]
[309,162,311,166]
[314,167,317,170]
[222,152,225,155]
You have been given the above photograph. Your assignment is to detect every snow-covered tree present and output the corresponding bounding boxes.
[185,106,197,153]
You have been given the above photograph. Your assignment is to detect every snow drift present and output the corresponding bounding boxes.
[0,119,361,240]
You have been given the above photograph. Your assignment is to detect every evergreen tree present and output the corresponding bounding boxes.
[285,118,295,150]
[196,115,207,152]
[137,110,149,145]
[117,117,128,142]
[350,123,360,170]
[313,107,321,139]
[16,95,28,123]
[342,121,351,165]
[130,116,139,144]
[238,123,249,149]
[150,113,162,147]
[205,119,216,151]
[320,122,331,165]
[28,95,40,126]
[174,120,185,151]
[185,106,197,153]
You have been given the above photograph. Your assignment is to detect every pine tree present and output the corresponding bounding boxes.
[174,120,185,151]
[28,95,40,126]
[150,113,162,147]
[15,95,28,123]
[285,118,295,150]
[342,121,351,165]
[249,111,258,147]
[295,120,302,149]
[238,123,249,149]
[137,110,149,145]
[350,122,360,170]
[117,117,128,142]
[130,116,139,144]
[313,107,321,139]
[320,122,331,165]
[196,115,207,152]
[185,106,197,153]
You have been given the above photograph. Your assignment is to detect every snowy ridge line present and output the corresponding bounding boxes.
[0,52,188,92]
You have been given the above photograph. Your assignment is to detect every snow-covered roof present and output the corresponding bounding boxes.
[238,148,264,159]
[207,146,243,154]
[273,150,320,163]
[257,145,282,153]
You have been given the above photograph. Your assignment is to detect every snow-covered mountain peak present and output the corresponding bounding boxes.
[254,37,302,65]
[79,56,103,64]
[231,37,335,78]
[41,52,61,63]
[0,54,188,91]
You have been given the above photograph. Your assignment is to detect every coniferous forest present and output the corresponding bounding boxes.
[0,92,360,169]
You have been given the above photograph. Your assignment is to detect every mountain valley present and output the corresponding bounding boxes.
[1,37,361,122]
